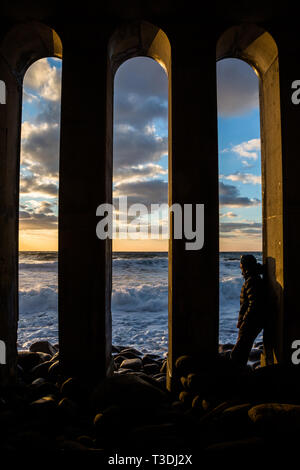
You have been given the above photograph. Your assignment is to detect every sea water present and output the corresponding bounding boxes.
[18,251,262,355]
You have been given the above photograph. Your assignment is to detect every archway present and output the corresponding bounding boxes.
[217,25,283,363]
[0,21,62,383]
[217,57,263,358]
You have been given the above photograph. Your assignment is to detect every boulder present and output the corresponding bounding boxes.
[175,355,197,376]
[142,363,161,375]
[57,397,80,420]
[60,377,90,403]
[91,374,168,411]
[28,380,59,401]
[29,341,57,356]
[18,350,42,371]
[248,403,300,432]
[47,360,61,380]
[29,395,57,418]
[205,436,265,453]
[113,355,127,367]
[142,354,161,365]
[119,347,143,357]
[160,360,167,374]
[29,360,53,379]
[119,358,143,371]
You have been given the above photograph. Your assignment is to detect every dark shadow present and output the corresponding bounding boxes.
[263,256,283,365]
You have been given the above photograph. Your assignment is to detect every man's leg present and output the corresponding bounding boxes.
[231,325,262,367]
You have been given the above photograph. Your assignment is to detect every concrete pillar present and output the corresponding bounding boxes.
[167,32,219,389]
[276,41,300,363]
[0,60,21,385]
[58,34,113,380]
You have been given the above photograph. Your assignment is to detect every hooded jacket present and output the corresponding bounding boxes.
[238,271,265,330]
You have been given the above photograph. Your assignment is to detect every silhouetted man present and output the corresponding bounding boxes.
[230,254,266,367]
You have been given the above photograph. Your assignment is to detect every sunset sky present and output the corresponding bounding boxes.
[19,56,262,252]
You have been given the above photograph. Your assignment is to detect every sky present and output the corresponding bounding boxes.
[19,56,262,252]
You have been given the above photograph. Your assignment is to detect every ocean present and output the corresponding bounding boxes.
[18,251,263,356]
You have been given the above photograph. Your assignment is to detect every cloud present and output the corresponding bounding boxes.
[221,172,261,185]
[114,179,168,207]
[19,200,57,230]
[113,56,168,174]
[217,58,259,116]
[220,221,262,236]
[21,121,60,177]
[220,211,238,218]
[113,124,167,167]
[24,58,62,102]
[20,176,58,197]
[114,163,167,185]
[231,139,260,160]
[219,182,260,207]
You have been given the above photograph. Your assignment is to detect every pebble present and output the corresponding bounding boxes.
[3,339,300,455]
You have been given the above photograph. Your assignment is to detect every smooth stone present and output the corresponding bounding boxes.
[30,361,53,379]
[119,358,143,371]
[57,397,80,419]
[174,355,197,375]
[217,403,253,435]
[17,350,42,371]
[119,347,143,357]
[178,390,193,406]
[114,368,132,375]
[192,395,202,409]
[143,363,161,375]
[113,355,127,366]
[58,440,90,451]
[29,341,57,356]
[248,403,300,431]
[60,377,90,402]
[142,354,161,364]
[28,381,59,401]
[30,395,57,416]
[205,437,265,452]
[116,351,141,360]
[91,374,168,411]
[76,435,95,448]
[36,352,52,363]
[49,351,59,362]
[48,360,61,380]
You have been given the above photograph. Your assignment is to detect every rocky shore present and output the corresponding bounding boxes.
[1,340,300,458]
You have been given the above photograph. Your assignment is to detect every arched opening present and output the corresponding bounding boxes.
[107,21,171,378]
[112,56,168,359]
[18,56,62,350]
[217,25,283,364]
[217,57,263,357]
[0,21,62,383]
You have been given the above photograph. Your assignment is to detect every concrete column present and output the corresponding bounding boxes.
[58,35,113,380]
[0,61,21,385]
[167,33,219,389]
[275,43,300,363]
